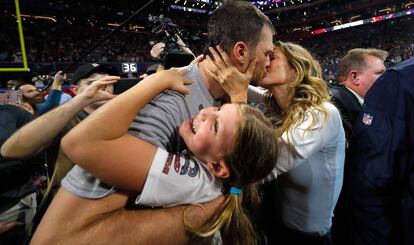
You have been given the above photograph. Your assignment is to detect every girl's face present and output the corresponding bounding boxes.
[260,46,295,89]
[179,104,241,163]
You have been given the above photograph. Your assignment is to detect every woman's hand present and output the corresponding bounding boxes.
[153,69,193,95]
[206,46,257,103]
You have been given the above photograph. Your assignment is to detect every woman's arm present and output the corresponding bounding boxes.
[62,69,191,191]
[271,103,344,177]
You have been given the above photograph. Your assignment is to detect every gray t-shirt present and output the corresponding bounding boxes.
[62,64,221,199]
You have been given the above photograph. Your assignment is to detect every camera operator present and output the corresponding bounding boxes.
[148,16,196,69]
[150,35,195,60]
[143,32,197,79]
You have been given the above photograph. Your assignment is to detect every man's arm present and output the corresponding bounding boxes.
[37,71,65,115]
[90,197,224,245]
[31,188,224,245]
[0,76,118,159]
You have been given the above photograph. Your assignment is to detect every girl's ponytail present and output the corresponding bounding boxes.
[183,186,257,245]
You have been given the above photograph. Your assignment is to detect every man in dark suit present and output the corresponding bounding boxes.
[330,48,388,245]
[346,57,414,245]
[331,48,388,143]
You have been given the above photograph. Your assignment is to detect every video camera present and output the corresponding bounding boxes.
[148,15,194,69]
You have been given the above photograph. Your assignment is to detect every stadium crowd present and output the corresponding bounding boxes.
[300,17,414,77]
[1,13,414,82]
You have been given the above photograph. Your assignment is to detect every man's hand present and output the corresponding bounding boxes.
[205,46,256,103]
[51,71,67,90]
[54,71,66,84]
[150,43,166,59]
[78,76,120,103]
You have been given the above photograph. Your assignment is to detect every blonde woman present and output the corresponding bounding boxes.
[207,41,345,244]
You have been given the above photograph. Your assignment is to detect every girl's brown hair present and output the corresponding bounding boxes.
[185,104,278,245]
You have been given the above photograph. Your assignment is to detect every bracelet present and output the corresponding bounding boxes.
[182,203,209,229]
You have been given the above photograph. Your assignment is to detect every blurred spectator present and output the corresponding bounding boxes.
[1,63,119,241]
[344,57,414,245]
[0,104,37,245]
[330,48,388,245]
[15,72,65,115]
[297,18,414,81]
[7,80,18,91]
[331,48,388,142]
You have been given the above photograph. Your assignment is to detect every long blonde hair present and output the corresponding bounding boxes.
[184,104,278,245]
[264,41,331,153]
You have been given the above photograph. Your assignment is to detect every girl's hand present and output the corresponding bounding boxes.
[156,69,193,95]
[205,46,257,103]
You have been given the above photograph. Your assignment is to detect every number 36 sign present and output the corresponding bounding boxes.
[121,62,138,73]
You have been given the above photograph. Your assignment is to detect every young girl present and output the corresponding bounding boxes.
[61,68,278,245]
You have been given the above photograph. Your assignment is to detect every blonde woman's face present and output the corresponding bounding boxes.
[249,26,274,86]
[260,47,295,89]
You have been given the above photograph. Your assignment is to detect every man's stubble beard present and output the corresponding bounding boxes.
[250,71,263,87]
[25,95,45,104]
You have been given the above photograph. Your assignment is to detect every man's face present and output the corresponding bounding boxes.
[357,55,386,97]
[19,84,44,104]
[249,26,274,86]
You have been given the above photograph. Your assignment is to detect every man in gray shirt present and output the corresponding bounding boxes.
[32,2,275,244]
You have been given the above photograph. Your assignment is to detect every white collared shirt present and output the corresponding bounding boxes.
[345,86,364,105]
